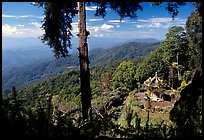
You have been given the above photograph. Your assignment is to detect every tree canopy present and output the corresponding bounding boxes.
[186,8,202,72]
[36,2,77,58]
[112,61,137,91]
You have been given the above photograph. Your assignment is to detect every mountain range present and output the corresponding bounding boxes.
[2,38,161,92]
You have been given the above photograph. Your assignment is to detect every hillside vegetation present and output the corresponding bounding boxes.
[3,40,160,91]
[2,7,202,138]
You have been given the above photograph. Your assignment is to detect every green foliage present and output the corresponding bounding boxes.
[93,2,186,19]
[37,2,77,58]
[170,71,202,138]
[112,61,137,91]
[186,8,202,72]
[135,46,169,84]
[2,66,201,138]
[161,26,190,69]
[89,41,160,68]
[16,70,80,110]
[92,2,143,19]
[161,26,191,88]
[117,94,140,128]
[135,25,195,89]
[161,12,202,138]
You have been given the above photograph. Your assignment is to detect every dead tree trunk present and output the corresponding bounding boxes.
[77,2,92,120]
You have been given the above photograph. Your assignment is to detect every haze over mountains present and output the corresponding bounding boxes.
[2,38,161,91]
[3,36,144,69]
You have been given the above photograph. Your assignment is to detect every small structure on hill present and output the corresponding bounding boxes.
[143,72,164,89]
[143,72,168,102]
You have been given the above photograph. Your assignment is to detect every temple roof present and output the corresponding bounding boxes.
[143,72,163,88]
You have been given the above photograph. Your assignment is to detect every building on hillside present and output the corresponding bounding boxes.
[143,72,165,102]
[143,72,164,89]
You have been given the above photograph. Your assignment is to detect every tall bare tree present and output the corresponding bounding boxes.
[77,2,91,120]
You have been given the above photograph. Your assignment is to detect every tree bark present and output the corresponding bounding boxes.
[0,87,2,125]
[77,2,92,120]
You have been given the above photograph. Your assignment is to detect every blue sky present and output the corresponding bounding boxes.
[2,2,196,47]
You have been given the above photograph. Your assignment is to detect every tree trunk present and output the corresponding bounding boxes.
[0,87,2,124]
[77,2,92,120]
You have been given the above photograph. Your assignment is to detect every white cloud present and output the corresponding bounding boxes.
[71,22,78,26]
[136,25,141,28]
[2,24,17,35]
[101,30,154,39]
[71,22,78,34]
[2,24,43,38]
[154,22,161,27]
[136,24,148,29]
[85,23,114,38]
[38,15,45,19]
[87,24,113,33]
[136,25,142,28]
[135,17,186,29]
[137,18,172,23]
[101,23,113,30]
[148,22,161,28]
[85,6,97,11]
[149,18,172,23]
[94,33,104,37]
[31,21,41,28]
[2,14,43,19]
[108,20,125,23]
[17,24,25,27]
[89,18,103,22]
[70,22,115,37]
[116,24,120,28]
[127,21,140,24]
[2,14,16,18]
[93,26,100,32]
[71,22,90,34]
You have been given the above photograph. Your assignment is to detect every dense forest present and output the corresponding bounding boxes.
[1,2,202,139]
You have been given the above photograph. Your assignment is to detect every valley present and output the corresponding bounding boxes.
[2,39,160,92]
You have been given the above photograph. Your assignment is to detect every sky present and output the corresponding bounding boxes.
[2,2,196,49]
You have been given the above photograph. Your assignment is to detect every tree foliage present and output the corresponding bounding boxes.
[170,4,202,138]
[135,46,169,85]
[161,26,190,68]
[161,26,191,87]
[135,26,193,88]
[93,2,186,20]
[37,2,77,58]
[186,7,202,72]
[170,71,202,138]
[112,61,137,91]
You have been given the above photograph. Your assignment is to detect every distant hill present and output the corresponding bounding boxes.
[2,39,161,91]
[2,47,54,69]
[89,41,160,67]
[2,36,130,70]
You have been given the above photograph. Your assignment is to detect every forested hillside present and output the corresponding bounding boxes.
[3,40,160,92]
[3,25,202,138]
[2,2,201,139]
